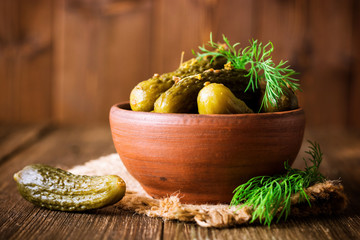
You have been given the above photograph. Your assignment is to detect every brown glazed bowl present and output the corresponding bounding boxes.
[109,102,305,204]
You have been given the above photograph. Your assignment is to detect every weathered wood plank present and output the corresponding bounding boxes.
[53,0,152,124]
[253,0,354,128]
[253,0,308,63]
[211,0,254,45]
[150,0,254,81]
[151,0,209,74]
[163,215,360,240]
[0,202,162,240]
[0,195,163,240]
[299,0,353,128]
[1,0,360,130]
[0,126,118,173]
[0,126,163,240]
[97,0,152,122]
[0,0,53,123]
[0,124,52,163]
[348,0,360,129]
[53,0,105,124]
[0,126,359,239]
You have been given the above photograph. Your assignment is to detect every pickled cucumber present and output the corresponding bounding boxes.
[13,164,126,211]
[154,69,261,113]
[261,85,298,112]
[198,83,253,114]
[130,56,227,112]
[130,74,174,112]
[154,74,204,113]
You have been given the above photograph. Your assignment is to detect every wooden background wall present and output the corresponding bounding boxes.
[1,0,359,129]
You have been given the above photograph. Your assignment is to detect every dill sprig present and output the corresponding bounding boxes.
[230,141,325,226]
[193,33,301,110]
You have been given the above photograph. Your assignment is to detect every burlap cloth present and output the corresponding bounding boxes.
[69,154,347,228]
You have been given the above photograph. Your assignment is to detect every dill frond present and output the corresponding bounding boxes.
[194,33,301,111]
[230,141,325,226]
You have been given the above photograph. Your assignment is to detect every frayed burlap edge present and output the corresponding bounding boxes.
[69,154,347,228]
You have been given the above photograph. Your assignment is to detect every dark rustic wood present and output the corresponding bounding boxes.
[53,0,153,124]
[348,0,360,129]
[299,0,354,128]
[0,125,359,239]
[0,125,163,240]
[0,0,53,123]
[151,0,209,74]
[163,215,360,240]
[0,124,51,163]
[1,0,360,129]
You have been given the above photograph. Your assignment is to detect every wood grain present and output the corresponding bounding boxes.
[151,0,205,74]
[0,126,359,239]
[163,215,360,240]
[0,125,163,240]
[1,0,360,129]
[211,0,254,45]
[0,0,53,123]
[53,0,152,124]
[300,0,354,128]
[348,0,360,129]
[0,124,51,163]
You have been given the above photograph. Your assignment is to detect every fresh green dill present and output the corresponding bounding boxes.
[193,33,301,110]
[230,141,325,226]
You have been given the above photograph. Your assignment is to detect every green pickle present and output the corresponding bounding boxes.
[154,69,261,113]
[129,73,174,112]
[197,83,253,114]
[130,56,226,112]
[154,74,204,113]
[261,85,298,112]
[13,164,126,211]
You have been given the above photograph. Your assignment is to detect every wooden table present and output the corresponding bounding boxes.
[1,125,359,239]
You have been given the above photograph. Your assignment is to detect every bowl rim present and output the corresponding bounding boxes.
[111,102,304,119]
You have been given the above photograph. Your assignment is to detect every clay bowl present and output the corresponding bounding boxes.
[109,102,305,204]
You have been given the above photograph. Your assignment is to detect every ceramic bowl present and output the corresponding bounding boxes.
[109,102,305,204]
